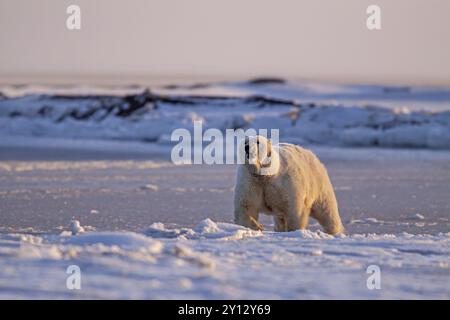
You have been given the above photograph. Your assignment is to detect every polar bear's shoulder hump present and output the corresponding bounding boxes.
[278,143,318,161]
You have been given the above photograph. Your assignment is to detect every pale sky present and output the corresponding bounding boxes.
[0,0,449,85]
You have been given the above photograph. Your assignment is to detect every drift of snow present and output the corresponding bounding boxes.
[0,219,448,299]
[69,220,85,235]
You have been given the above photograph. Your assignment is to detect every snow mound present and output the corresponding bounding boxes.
[61,232,164,252]
[69,220,85,235]
[145,219,263,240]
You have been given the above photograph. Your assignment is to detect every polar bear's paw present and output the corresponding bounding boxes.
[248,216,264,231]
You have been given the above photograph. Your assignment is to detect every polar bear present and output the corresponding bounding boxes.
[234,135,344,234]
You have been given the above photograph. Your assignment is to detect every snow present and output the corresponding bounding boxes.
[0,159,173,172]
[140,184,159,192]
[69,220,85,235]
[1,79,449,299]
[1,80,450,149]
[0,219,448,299]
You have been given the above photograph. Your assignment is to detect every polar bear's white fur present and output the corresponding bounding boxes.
[234,136,344,234]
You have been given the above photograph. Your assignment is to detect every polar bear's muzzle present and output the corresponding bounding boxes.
[243,136,273,169]
[241,136,280,176]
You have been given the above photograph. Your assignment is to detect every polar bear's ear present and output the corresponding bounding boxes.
[258,139,280,176]
[259,139,272,166]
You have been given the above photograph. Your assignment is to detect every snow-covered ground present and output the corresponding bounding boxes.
[0,140,449,299]
[0,219,449,299]
[0,79,449,299]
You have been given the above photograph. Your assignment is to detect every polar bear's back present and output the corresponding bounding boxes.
[277,143,326,173]
[276,143,333,195]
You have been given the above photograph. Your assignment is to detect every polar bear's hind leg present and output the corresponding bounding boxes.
[285,203,310,232]
[311,199,344,235]
[274,216,287,232]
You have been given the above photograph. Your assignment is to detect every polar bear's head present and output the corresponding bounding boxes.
[239,135,280,176]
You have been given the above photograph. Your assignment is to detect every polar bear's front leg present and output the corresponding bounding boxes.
[234,205,264,231]
[234,171,264,231]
